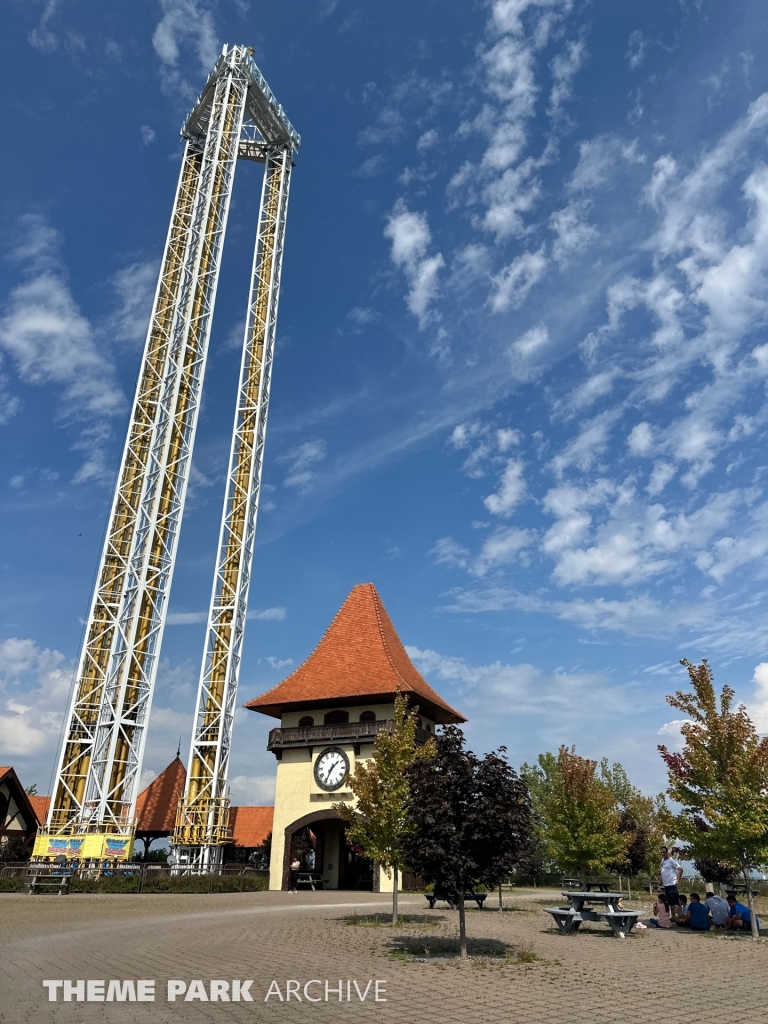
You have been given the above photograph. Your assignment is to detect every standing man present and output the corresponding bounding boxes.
[660,846,683,917]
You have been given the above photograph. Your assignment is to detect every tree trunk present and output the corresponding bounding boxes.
[742,863,759,941]
[627,876,631,900]
[498,881,503,912]
[392,866,399,926]
[458,895,467,959]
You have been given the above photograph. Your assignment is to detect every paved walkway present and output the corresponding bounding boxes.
[1,889,766,1023]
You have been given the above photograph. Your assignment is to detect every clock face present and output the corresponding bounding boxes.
[314,747,350,791]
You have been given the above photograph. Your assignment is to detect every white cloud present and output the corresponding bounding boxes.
[140,125,156,145]
[279,440,327,490]
[28,0,60,53]
[166,606,286,626]
[0,214,137,479]
[430,537,471,572]
[569,134,645,193]
[474,527,533,575]
[625,30,646,70]
[550,200,598,265]
[657,719,691,753]
[0,638,70,758]
[646,461,676,496]
[627,421,654,456]
[266,656,293,670]
[550,410,618,476]
[483,459,527,516]
[249,607,287,621]
[417,129,438,153]
[384,202,444,327]
[512,323,549,358]
[228,774,276,806]
[406,643,634,718]
[152,0,220,98]
[431,527,532,577]
[109,260,159,345]
[449,421,522,479]
[563,370,618,413]
[548,39,587,118]
[490,247,547,312]
[749,663,768,733]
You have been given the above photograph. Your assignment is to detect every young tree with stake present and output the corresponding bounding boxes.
[659,659,768,941]
[334,691,432,924]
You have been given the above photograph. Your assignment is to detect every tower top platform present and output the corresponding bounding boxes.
[243,583,466,725]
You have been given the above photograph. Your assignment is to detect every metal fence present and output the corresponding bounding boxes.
[0,861,269,893]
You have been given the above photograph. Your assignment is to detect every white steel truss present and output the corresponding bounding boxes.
[173,146,293,871]
[43,45,299,853]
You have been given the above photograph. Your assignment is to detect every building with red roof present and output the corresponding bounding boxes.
[244,583,465,892]
[0,766,42,856]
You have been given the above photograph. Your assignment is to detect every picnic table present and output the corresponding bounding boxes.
[424,891,487,910]
[562,879,611,892]
[544,891,642,939]
[296,871,324,890]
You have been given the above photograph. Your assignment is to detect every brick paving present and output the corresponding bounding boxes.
[1,889,766,1024]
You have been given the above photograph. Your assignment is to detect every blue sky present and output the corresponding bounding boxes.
[3,0,768,807]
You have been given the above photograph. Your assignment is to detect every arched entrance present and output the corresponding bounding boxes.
[282,810,374,891]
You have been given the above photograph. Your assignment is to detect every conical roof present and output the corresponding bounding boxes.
[243,583,465,724]
[135,755,186,833]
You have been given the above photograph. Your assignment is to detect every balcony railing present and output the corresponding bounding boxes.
[267,719,430,753]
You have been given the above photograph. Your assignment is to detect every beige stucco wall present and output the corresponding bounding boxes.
[267,702,435,891]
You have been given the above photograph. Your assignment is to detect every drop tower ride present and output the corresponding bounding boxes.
[34,46,299,871]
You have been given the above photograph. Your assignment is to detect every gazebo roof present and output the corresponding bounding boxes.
[243,583,465,724]
[135,755,186,834]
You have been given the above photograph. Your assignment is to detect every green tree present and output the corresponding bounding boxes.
[334,691,432,924]
[540,746,626,885]
[659,659,768,940]
[520,752,558,879]
[402,726,531,958]
[600,759,668,888]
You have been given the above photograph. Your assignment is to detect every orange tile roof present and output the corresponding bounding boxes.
[135,756,187,834]
[28,795,51,825]
[243,583,465,724]
[229,806,273,847]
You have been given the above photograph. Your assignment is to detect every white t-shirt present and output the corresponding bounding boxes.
[660,857,680,886]
[705,895,729,925]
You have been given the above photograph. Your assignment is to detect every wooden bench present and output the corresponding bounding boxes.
[424,891,487,910]
[27,874,71,895]
[544,906,641,939]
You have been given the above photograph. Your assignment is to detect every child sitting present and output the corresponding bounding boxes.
[649,892,673,928]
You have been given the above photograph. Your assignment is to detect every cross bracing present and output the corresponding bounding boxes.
[41,46,298,859]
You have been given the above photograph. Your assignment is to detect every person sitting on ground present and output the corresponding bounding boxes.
[684,893,711,931]
[705,891,729,928]
[675,893,689,925]
[725,896,760,932]
[649,892,673,928]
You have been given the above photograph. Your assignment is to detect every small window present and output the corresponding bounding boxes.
[298,716,314,728]
[324,709,349,725]
[416,717,423,729]
[426,723,431,732]
[359,710,376,723]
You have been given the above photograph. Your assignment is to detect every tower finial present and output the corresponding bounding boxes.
[176,736,181,761]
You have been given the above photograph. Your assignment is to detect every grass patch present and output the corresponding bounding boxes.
[386,935,547,965]
[0,876,25,892]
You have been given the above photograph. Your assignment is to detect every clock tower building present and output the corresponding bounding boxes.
[244,583,465,891]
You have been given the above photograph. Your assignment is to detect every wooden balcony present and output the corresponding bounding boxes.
[267,719,430,757]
